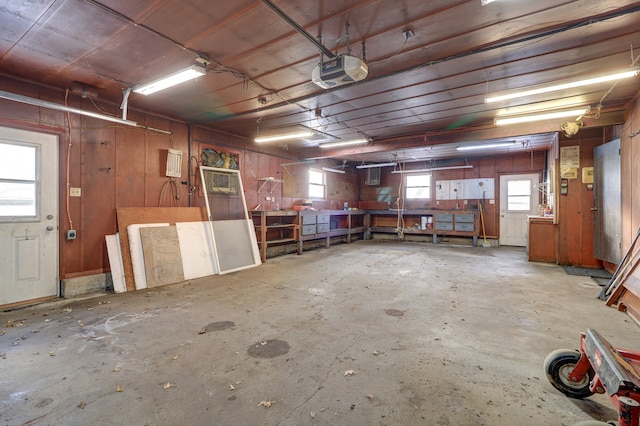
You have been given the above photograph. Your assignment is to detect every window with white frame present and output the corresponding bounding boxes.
[0,142,37,217]
[308,169,325,199]
[406,174,431,199]
[506,179,532,211]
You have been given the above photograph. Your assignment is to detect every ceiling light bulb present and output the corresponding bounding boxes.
[355,162,397,169]
[319,138,369,148]
[486,68,640,103]
[133,65,206,95]
[456,141,517,151]
[495,109,588,125]
[322,167,346,174]
[255,131,314,143]
[391,165,473,174]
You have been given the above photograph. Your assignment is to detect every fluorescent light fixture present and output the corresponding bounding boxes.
[485,68,640,103]
[391,165,473,174]
[495,109,588,126]
[322,167,346,174]
[356,162,397,169]
[133,64,206,95]
[255,131,315,143]
[319,138,369,148]
[456,141,518,151]
[481,0,497,5]
[0,89,137,126]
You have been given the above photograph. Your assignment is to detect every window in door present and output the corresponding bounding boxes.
[309,169,325,199]
[0,142,37,218]
[406,174,431,199]
[507,179,531,211]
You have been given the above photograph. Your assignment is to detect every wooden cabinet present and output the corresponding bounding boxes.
[298,210,366,253]
[368,209,480,246]
[527,216,557,262]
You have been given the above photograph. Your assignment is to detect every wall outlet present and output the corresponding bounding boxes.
[70,187,81,197]
[66,229,77,240]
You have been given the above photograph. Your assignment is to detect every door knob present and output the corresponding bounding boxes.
[590,207,597,211]
[46,225,54,231]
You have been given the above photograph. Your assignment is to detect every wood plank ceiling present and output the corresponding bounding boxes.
[0,0,639,166]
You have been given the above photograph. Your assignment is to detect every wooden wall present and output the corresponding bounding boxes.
[0,75,361,280]
[621,97,640,251]
[556,128,604,267]
[1,74,637,279]
[359,151,546,239]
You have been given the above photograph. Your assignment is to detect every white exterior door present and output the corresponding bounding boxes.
[0,126,58,306]
[499,174,538,247]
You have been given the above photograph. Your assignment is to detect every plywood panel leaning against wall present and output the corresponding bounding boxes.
[604,225,640,322]
[116,207,207,291]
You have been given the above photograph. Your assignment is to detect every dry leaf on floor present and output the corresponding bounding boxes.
[163,383,175,389]
[366,394,374,400]
[198,328,207,335]
[113,367,121,372]
[0,352,6,358]
[116,385,124,392]
[49,352,55,357]
[344,370,357,376]
[310,411,315,418]
[77,401,86,409]
[258,400,275,408]
[62,308,72,313]
[172,354,179,360]
[228,384,235,391]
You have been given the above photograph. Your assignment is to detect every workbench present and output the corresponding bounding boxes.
[366,209,481,247]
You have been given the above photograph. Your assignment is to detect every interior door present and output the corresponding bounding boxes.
[594,138,621,263]
[0,126,58,306]
[499,174,539,247]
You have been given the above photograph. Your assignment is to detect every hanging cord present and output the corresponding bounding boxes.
[64,90,74,230]
[159,177,183,207]
[396,162,405,239]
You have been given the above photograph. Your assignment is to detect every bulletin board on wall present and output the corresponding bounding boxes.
[435,178,495,201]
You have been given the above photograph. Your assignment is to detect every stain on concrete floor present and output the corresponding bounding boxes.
[247,339,290,358]
[0,241,636,425]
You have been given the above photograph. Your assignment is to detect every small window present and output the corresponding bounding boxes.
[0,142,37,217]
[406,174,431,199]
[507,180,531,211]
[309,169,325,199]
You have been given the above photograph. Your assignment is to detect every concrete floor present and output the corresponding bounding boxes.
[1,241,639,426]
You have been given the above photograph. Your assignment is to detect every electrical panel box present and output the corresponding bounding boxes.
[366,167,381,185]
[166,148,182,178]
